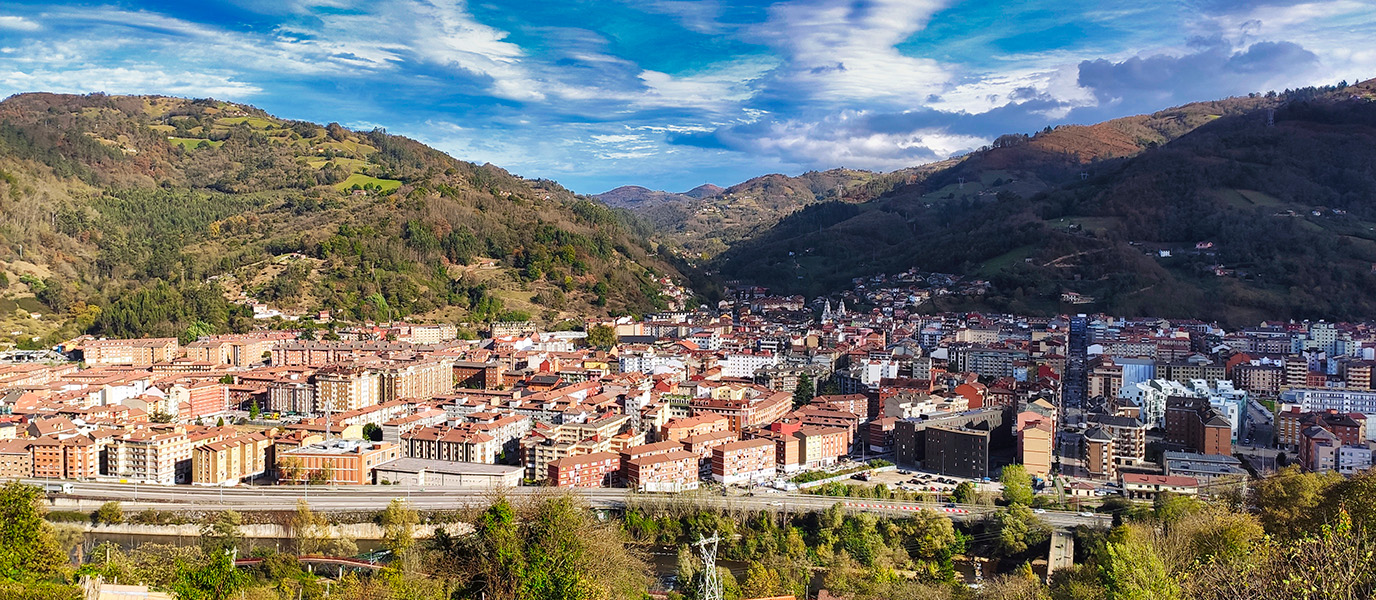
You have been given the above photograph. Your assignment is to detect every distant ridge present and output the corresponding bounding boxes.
[683,184,724,198]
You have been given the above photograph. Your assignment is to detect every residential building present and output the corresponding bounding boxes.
[924,425,989,479]
[81,338,180,366]
[624,450,699,492]
[711,438,776,485]
[548,451,620,488]
[1164,396,1232,456]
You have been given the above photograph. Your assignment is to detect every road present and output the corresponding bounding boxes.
[32,480,1111,530]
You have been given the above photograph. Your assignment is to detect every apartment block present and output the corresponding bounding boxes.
[711,438,775,485]
[81,338,180,367]
[548,451,620,488]
[624,449,699,492]
[191,433,272,485]
[314,365,380,413]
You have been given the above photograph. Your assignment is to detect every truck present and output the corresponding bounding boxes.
[44,482,74,495]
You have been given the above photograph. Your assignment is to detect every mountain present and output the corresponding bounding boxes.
[610,168,939,259]
[682,184,724,199]
[593,185,697,208]
[0,93,683,347]
[711,81,1376,325]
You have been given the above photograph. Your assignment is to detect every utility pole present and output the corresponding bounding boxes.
[693,532,722,600]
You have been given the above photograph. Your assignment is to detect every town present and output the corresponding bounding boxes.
[2,280,1365,506]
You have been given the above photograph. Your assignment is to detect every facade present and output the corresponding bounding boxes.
[624,449,700,492]
[1121,473,1200,500]
[797,426,849,469]
[1164,396,1232,456]
[110,429,192,484]
[378,358,454,402]
[1017,418,1053,479]
[924,425,989,479]
[314,365,380,413]
[372,458,522,488]
[191,433,272,485]
[1281,388,1376,419]
[548,451,620,488]
[711,438,776,485]
[277,440,401,485]
[1083,427,1115,480]
[81,338,180,366]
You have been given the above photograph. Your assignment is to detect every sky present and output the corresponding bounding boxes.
[0,1,1372,194]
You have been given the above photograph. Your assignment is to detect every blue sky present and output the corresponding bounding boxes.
[0,0,1372,194]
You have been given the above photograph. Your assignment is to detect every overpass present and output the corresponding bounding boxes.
[31,479,1110,530]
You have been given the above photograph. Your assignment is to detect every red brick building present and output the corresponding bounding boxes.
[548,451,620,488]
[624,449,699,492]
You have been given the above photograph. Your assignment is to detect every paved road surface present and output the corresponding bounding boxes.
[30,479,1111,530]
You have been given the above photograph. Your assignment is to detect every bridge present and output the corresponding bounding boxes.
[234,554,387,576]
[33,479,1110,531]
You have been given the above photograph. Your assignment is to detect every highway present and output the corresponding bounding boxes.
[31,479,1112,530]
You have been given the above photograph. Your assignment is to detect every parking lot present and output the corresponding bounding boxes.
[849,467,1003,496]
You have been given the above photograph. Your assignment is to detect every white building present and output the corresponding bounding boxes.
[721,351,779,379]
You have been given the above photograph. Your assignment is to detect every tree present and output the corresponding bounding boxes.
[290,499,355,557]
[792,374,815,407]
[587,324,617,350]
[279,457,303,482]
[1001,464,1035,506]
[741,561,785,598]
[1098,525,1180,600]
[215,417,225,427]
[307,462,334,485]
[199,511,243,556]
[93,501,124,525]
[379,498,418,556]
[992,504,1051,556]
[247,402,260,420]
[0,481,66,580]
[169,552,248,600]
[953,481,976,504]
[1250,466,1341,537]
[905,510,957,561]
[362,423,383,442]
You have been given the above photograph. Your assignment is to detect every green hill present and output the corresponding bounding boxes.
[711,80,1376,325]
[0,93,682,346]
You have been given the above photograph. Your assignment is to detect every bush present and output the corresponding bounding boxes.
[93,501,123,525]
[46,510,90,523]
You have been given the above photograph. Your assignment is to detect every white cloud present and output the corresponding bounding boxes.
[0,65,261,98]
[0,16,40,31]
[749,0,952,106]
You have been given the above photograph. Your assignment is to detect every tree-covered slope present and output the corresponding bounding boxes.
[713,81,1376,325]
[0,93,683,346]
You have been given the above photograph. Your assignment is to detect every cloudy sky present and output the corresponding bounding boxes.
[0,0,1372,193]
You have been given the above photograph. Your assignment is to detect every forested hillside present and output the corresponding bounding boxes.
[712,81,1376,325]
[604,167,945,259]
[0,94,683,347]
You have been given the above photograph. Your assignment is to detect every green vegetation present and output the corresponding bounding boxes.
[0,93,682,344]
[167,137,224,151]
[791,460,892,484]
[335,173,402,192]
[711,81,1376,325]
